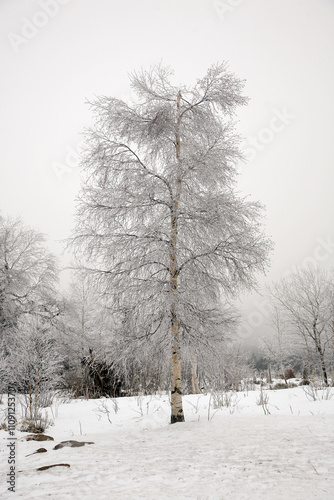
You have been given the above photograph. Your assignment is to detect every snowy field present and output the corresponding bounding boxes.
[1,385,334,499]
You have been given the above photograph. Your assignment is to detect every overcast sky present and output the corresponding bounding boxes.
[1,0,334,343]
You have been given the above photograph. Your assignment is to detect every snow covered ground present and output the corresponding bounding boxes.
[1,385,334,499]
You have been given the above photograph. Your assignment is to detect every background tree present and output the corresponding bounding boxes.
[268,266,333,385]
[0,215,60,400]
[72,63,272,423]
[260,305,305,383]
[197,340,252,392]
[0,215,58,341]
[58,273,119,396]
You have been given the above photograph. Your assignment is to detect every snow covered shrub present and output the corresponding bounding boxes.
[256,386,270,415]
[272,381,297,389]
[207,390,239,419]
[302,383,333,401]
[4,315,63,429]
[93,399,119,424]
[272,383,288,390]
[212,391,238,409]
[18,414,53,433]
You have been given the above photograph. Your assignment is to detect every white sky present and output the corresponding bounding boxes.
[1,0,334,342]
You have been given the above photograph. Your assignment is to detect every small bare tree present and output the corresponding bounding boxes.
[71,64,272,423]
[4,314,63,430]
[268,267,333,386]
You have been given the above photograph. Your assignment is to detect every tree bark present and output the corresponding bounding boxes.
[316,341,328,386]
[170,92,185,424]
[313,322,328,386]
[170,208,184,423]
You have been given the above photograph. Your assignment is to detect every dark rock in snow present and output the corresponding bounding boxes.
[53,440,94,450]
[26,447,47,457]
[37,463,70,471]
[26,434,54,441]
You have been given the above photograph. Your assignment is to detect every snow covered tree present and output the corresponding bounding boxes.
[4,314,63,428]
[0,215,59,340]
[72,64,272,423]
[260,305,306,383]
[268,266,334,385]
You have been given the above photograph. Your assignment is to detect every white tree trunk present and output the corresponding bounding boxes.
[170,92,185,424]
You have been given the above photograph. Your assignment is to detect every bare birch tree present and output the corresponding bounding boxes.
[268,266,334,385]
[72,64,272,423]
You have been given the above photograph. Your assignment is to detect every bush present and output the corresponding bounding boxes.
[4,317,63,428]
[272,383,288,390]
[18,418,45,433]
[272,381,297,390]
[18,414,53,433]
[284,368,295,380]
